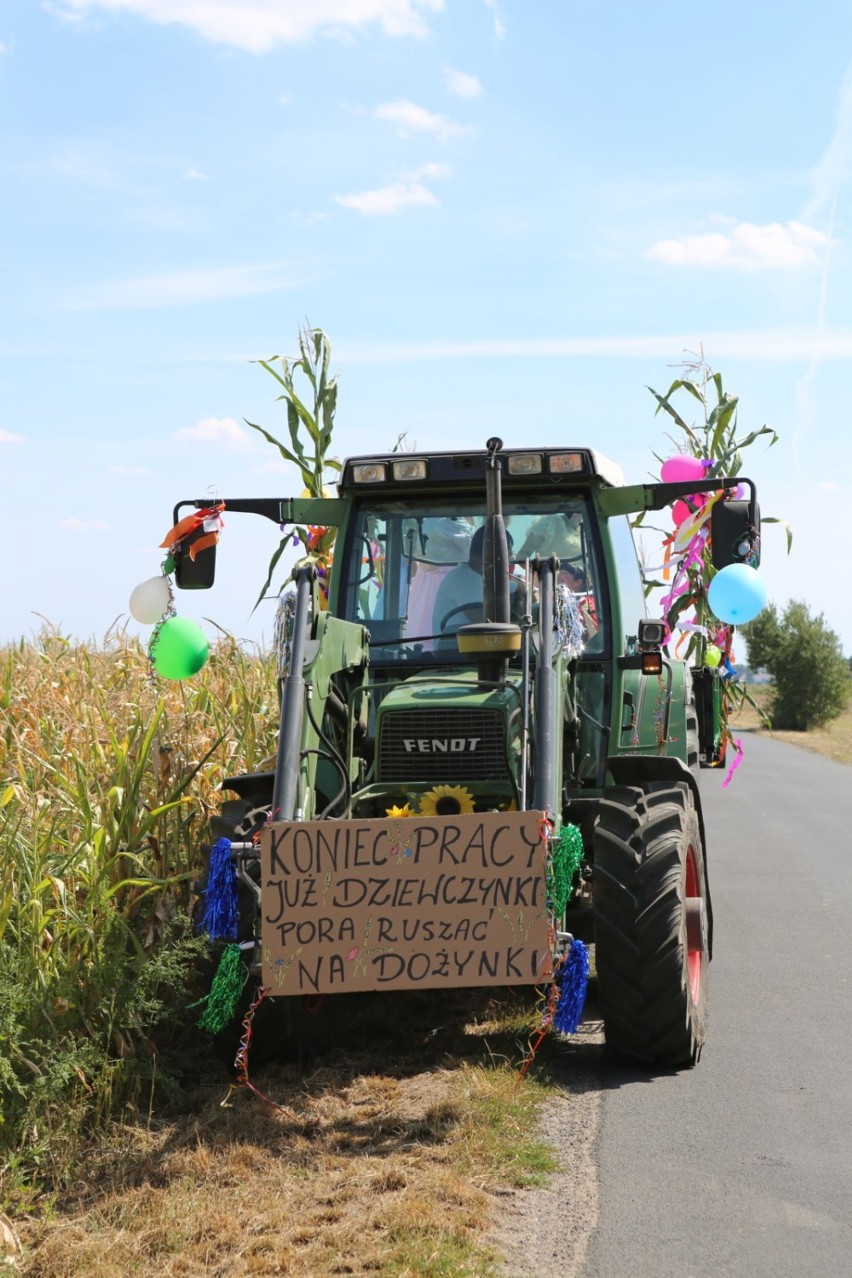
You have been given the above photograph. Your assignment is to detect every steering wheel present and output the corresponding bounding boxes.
[439,602,484,632]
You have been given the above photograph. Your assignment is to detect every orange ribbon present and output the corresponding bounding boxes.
[161,503,225,560]
[661,536,673,582]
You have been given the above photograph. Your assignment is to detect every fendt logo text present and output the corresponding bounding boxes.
[402,738,481,754]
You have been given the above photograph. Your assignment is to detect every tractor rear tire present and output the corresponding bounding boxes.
[593,782,708,1068]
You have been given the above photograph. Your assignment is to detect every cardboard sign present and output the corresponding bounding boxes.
[260,811,553,995]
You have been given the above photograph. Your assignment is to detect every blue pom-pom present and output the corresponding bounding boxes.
[198,837,238,940]
[553,939,589,1036]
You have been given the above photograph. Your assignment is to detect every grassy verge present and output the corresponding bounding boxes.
[729,684,852,766]
[12,988,564,1278]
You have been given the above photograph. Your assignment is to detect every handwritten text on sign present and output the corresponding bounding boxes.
[260,811,551,994]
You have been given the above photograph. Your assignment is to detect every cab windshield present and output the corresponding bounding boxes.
[340,493,604,662]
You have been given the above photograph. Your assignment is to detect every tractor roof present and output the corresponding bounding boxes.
[339,446,624,492]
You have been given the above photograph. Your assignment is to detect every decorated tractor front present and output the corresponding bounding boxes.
[137,383,777,1080]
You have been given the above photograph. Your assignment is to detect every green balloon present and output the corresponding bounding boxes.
[150,616,209,680]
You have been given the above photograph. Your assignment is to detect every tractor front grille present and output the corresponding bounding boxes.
[378,708,509,782]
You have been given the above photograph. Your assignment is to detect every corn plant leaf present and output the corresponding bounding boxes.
[253,530,296,613]
[731,424,778,453]
[245,418,304,470]
[647,386,692,431]
[708,394,739,456]
[662,377,706,407]
[761,516,793,553]
[285,385,321,445]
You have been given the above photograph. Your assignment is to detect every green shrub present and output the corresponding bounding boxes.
[743,601,850,730]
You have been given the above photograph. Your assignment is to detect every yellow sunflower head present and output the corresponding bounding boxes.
[386,803,414,818]
[418,785,475,817]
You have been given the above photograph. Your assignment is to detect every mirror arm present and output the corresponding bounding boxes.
[599,476,756,523]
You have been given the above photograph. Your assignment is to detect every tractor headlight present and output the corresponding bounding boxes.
[351,462,387,484]
[549,453,585,474]
[391,459,428,481]
[507,453,543,475]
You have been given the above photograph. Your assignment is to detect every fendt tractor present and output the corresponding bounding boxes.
[172,438,760,1068]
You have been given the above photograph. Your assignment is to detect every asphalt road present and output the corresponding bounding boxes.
[583,732,852,1277]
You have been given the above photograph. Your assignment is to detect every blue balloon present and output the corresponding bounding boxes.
[708,563,767,625]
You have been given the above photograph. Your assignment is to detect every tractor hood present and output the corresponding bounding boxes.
[374,670,523,790]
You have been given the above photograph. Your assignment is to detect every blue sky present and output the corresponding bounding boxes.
[2,0,852,655]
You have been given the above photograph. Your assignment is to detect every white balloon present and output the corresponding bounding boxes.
[129,575,171,624]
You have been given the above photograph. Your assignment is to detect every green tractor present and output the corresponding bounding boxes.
[174,438,759,1067]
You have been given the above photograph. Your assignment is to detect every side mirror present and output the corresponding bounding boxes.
[711,498,760,570]
[173,527,217,589]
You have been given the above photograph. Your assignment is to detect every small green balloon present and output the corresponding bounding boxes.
[704,643,722,669]
[150,616,209,680]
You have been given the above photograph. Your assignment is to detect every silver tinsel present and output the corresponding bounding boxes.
[273,588,299,680]
[555,582,586,659]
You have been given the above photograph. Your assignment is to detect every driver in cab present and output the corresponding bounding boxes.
[432,526,522,634]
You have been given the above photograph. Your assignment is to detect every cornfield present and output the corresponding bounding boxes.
[0,624,278,1200]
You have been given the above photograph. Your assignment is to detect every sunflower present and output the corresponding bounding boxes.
[418,785,475,817]
[386,803,414,818]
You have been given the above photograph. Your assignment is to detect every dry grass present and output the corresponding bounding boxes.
[13,988,561,1278]
[729,684,852,766]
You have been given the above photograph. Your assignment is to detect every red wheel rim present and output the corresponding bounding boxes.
[685,844,703,1003]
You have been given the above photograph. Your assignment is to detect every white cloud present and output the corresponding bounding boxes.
[0,40,10,54]
[819,481,840,492]
[58,518,111,532]
[338,327,852,363]
[647,220,829,269]
[444,67,482,98]
[335,180,436,215]
[49,0,444,52]
[374,98,465,141]
[482,0,505,38]
[64,261,300,310]
[334,163,450,215]
[174,417,252,449]
[184,167,209,181]
[42,2,86,23]
[803,63,852,223]
[108,464,156,475]
[412,161,451,180]
[0,429,23,444]
[291,209,331,225]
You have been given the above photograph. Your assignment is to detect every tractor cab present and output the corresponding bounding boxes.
[338,490,606,664]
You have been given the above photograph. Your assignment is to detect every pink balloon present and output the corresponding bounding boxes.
[672,499,692,527]
[660,455,706,484]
